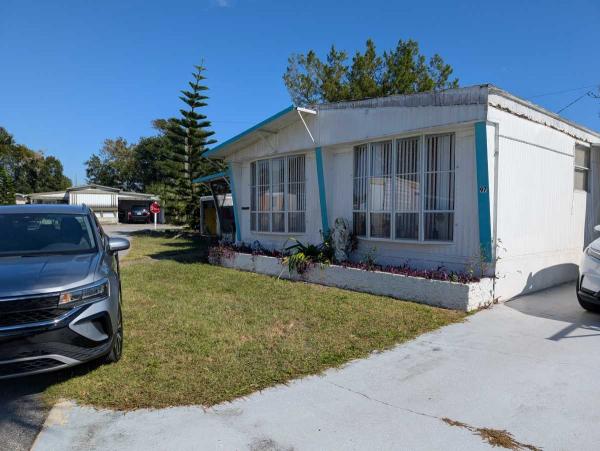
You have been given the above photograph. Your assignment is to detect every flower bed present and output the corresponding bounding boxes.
[209,242,480,283]
[209,244,494,311]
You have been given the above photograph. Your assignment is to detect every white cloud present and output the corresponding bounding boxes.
[215,0,231,7]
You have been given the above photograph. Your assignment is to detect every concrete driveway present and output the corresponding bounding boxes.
[31,282,600,450]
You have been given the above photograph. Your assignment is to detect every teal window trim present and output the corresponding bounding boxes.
[475,121,492,262]
[315,147,329,233]
[227,163,242,242]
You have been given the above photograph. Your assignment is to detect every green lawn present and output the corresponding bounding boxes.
[44,232,465,410]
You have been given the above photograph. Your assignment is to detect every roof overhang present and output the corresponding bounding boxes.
[28,191,68,200]
[68,184,121,193]
[118,192,159,201]
[203,106,317,159]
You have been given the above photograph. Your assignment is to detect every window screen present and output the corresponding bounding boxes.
[352,133,455,242]
[250,155,306,233]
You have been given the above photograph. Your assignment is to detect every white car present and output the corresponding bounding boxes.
[578,225,600,312]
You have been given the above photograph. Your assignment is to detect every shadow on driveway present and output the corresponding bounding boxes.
[505,282,600,341]
[0,353,104,450]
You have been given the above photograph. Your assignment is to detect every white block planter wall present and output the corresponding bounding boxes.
[213,252,494,311]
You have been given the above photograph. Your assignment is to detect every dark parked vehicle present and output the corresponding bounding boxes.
[0,204,129,378]
[128,205,151,224]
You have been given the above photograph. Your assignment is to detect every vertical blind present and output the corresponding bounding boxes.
[250,155,306,233]
[353,144,368,237]
[369,141,393,238]
[352,133,455,242]
[395,137,420,240]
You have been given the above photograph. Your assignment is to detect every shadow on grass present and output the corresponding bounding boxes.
[120,230,216,266]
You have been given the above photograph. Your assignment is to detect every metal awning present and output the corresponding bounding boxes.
[192,171,228,184]
[202,106,317,159]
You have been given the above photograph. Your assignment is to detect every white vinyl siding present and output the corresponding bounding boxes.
[250,155,306,234]
[353,133,455,242]
[574,145,590,192]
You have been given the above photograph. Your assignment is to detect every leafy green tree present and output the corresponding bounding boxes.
[283,51,322,106]
[164,63,222,226]
[0,126,72,193]
[320,46,350,102]
[283,38,459,106]
[348,39,383,100]
[0,127,15,146]
[38,156,71,191]
[0,165,15,204]
[85,138,138,190]
[134,120,177,191]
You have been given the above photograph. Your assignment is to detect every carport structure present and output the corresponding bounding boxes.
[194,172,235,240]
[26,184,161,224]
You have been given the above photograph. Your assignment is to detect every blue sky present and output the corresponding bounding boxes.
[1,0,599,184]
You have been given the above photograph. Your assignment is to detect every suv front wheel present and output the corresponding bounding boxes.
[104,306,123,363]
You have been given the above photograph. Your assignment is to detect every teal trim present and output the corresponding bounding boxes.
[204,106,295,158]
[192,171,227,184]
[315,147,329,233]
[227,163,241,242]
[475,121,492,262]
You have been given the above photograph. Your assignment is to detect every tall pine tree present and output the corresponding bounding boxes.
[165,63,221,226]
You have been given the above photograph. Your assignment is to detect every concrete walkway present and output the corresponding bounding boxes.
[33,283,600,450]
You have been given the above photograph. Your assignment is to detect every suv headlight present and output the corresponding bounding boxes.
[59,280,109,307]
[586,247,600,261]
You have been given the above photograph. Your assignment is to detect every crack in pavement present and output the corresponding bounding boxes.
[326,380,542,450]
[325,380,441,421]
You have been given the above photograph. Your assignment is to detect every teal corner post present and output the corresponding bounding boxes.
[314,147,329,233]
[227,163,242,242]
[474,122,492,262]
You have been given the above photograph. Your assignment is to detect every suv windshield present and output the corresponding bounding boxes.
[0,213,97,256]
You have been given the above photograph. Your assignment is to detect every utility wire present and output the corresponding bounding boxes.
[556,91,598,114]
[530,83,599,98]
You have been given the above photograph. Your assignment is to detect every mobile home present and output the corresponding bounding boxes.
[198,85,600,301]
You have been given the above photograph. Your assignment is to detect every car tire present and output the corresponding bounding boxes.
[104,306,123,364]
[577,294,600,313]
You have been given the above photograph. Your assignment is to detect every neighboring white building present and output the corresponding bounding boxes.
[26,184,160,224]
[197,84,600,302]
[15,193,27,205]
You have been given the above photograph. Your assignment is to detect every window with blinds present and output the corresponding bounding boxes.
[250,155,306,234]
[352,133,455,242]
[574,145,590,192]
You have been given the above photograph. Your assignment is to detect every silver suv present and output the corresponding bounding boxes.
[0,204,129,378]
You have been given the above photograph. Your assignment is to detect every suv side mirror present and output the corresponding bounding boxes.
[595,225,600,233]
[108,237,130,253]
